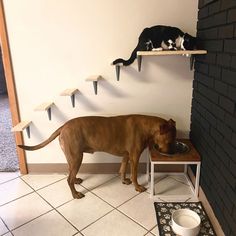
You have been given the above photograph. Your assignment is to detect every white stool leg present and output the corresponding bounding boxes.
[184,164,187,174]
[150,162,154,198]
[195,163,201,197]
[146,149,150,183]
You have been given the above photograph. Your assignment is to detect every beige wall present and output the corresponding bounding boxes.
[3,0,198,164]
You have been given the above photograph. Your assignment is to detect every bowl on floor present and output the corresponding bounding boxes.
[171,208,201,236]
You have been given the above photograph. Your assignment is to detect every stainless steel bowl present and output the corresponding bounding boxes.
[157,141,190,156]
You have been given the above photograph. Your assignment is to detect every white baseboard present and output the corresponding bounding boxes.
[27,162,184,173]
[188,167,225,236]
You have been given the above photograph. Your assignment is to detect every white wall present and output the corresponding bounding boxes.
[3,0,198,164]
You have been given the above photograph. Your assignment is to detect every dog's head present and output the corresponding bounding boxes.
[154,119,177,154]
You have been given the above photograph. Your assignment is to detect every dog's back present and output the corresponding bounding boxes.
[60,115,164,156]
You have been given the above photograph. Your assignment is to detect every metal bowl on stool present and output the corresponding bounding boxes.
[158,141,190,156]
[172,209,201,236]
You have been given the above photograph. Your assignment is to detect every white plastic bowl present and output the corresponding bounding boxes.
[172,209,201,236]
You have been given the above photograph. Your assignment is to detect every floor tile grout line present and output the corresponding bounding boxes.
[3,174,120,234]
[4,177,60,233]
[18,178,82,234]
[0,216,12,236]
[9,209,54,233]
[6,174,83,234]
[169,176,190,186]
[115,191,159,234]
[153,175,169,185]
[21,175,127,235]
[0,175,20,186]
[79,174,119,192]
[20,174,68,192]
[1,173,155,235]
[6,177,79,234]
[78,175,153,233]
[88,182,141,209]
[88,187,154,233]
[79,208,116,232]
[0,175,68,208]
[54,206,82,234]
[116,207,151,233]
[31,182,84,234]
[0,190,34,208]
[147,225,158,236]
[0,175,36,207]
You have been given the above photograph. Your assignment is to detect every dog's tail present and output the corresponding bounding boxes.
[112,44,139,66]
[18,126,63,151]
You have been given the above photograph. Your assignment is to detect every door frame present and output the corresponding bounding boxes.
[0,0,27,174]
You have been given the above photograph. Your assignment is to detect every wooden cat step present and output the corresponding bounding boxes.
[86,75,102,95]
[34,102,55,120]
[60,88,79,107]
[111,63,124,81]
[12,121,32,138]
[137,50,207,71]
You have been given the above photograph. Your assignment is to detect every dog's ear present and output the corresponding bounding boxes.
[168,119,176,127]
[160,119,176,135]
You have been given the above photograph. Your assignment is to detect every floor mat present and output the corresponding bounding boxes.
[154,202,216,236]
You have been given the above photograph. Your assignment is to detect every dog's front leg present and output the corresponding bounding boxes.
[119,155,132,185]
[130,154,146,192]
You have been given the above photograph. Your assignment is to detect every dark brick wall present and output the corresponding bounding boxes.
[191,1,236,235]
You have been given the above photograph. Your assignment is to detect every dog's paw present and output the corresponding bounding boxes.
[122,178,132,185]
[75,178,83,184]
[135,185,147,192]
[73,192,85,199]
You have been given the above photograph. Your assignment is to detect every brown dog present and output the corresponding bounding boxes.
[19,115,176,199]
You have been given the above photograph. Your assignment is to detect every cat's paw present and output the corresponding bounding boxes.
[152,47,163,51]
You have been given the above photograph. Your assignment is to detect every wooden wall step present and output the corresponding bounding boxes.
[34,102,54,120]
[12,121,32,138]
[111,63,123,81]
[86,75,102,95]
[60,88,79,107]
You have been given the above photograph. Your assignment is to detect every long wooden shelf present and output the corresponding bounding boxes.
[137,50,207,72]
[137,50,207,56]
[113,50,207,80]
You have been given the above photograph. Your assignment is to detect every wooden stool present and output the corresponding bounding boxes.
[147,139,201,199]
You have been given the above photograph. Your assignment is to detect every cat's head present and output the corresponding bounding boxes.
[182,33,197,50]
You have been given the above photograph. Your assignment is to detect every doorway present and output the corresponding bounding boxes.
[0,48,19,171]
[0,1,27,174]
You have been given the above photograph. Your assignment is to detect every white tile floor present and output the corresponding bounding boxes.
[0,171,198,236]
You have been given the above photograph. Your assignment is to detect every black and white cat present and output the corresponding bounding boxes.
[112,25,197,66]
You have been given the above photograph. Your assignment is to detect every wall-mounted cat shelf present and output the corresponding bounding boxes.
[86,75,102,95]
[111,63,123,81]
[34,102,55,120]
[12,121,32,138]
[60,88,79,107]
[137,50,207,72]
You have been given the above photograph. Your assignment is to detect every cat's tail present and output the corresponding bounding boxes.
[112,45,139,66]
